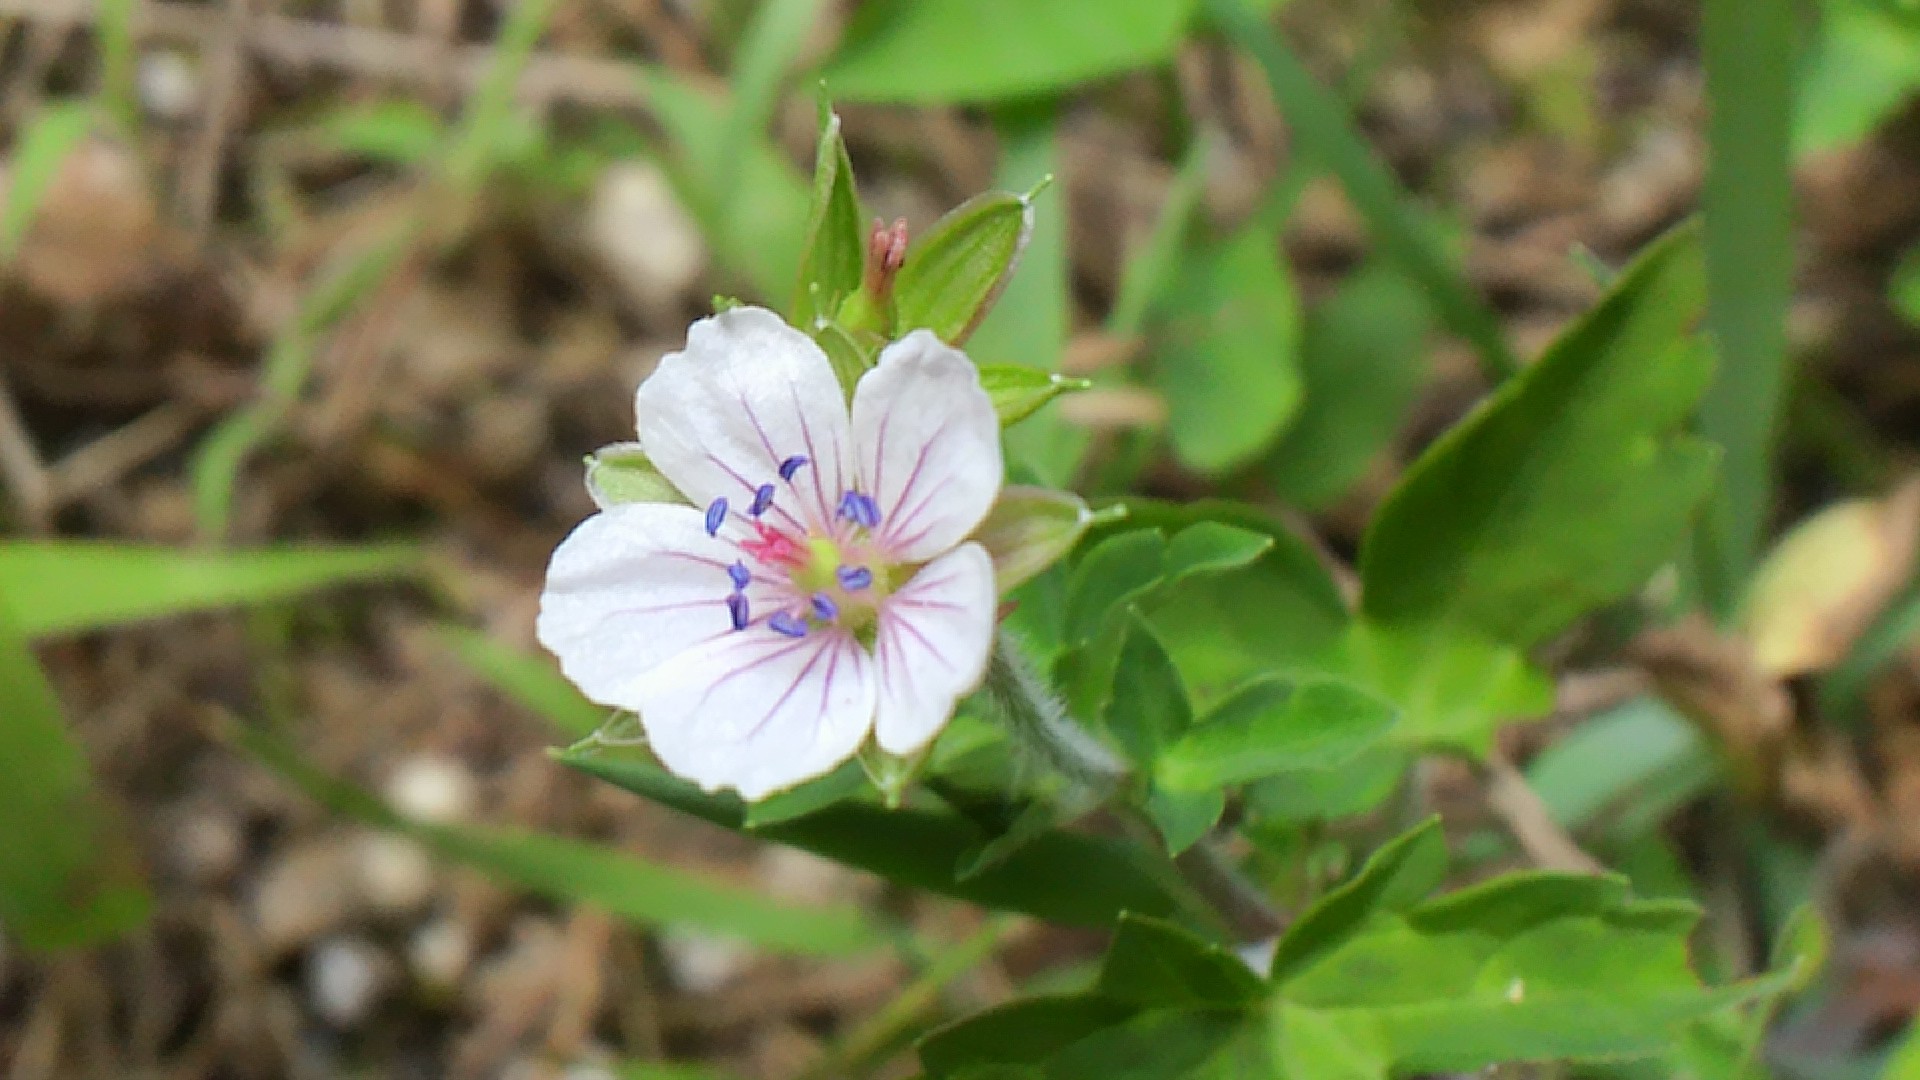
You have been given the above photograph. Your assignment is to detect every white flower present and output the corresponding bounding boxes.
[537,306,1002,800]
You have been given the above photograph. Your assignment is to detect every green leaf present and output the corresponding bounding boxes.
[565,751,1181,929]
[1267,262,1434,509]
[0,542,420,639]
[716,0,828,233]
[1,102,96,265]
[1331,621,1554,757]
[1017,1007,1261,1079]
[1794,0,1920,158]
[1153,224,1302,472]
[1155,677,1396,792]
[1885,1014,1920,1079]
[638,72,811,299]
[1110,135,1213,338]
[0,606,150,949]
[1205,0,1515,383]
[1271,1005,1389,1080]
[920,996,1142,1078]
[309,99,447,165]
[1140,510,1349,709]
[1698,0,1796,612]
[894,191,1034,346]
[970,485,1095,594]
[585,442,686,508]
[1242,746,1408,826]
[443,0,557,189]
[1103,615,1192,767]
[742,760,869,827]
[821,0,1201,104]
[970,109,1087,489]
[1526,697,1707,831]
[1096,914,1266,1008]
[1893,241,1920,327]
[1280,873,1788,1073]
[792,111,866,328]
[979,366,1088,428]
[237,724,880,956]
[1359,223,1716,649]
[1267,818,1449,983]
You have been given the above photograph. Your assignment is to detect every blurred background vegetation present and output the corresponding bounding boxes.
[10,0,1920,1076]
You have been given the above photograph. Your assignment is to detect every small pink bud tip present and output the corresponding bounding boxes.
[864,218,910,305]
[882,218,908,272]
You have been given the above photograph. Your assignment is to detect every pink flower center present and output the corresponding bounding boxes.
[711,456,897,643]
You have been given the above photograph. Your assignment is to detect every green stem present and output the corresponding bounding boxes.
[983,633,1284,945]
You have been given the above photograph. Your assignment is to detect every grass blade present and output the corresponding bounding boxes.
[0,606,150,949]
[1695,0,1796,615]
[1203,0,1515,383]
[235,723,883,957]
[0,102,96,265]
[716,0,829,224]
[0,542,419,638]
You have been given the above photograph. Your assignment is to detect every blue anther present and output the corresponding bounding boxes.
[837,490,880,529]
[768,611,809,638]
[704,497,728,537]
[811,592,839,621]
[836,566,873,591]
[727,561,751,590]
[727,592,750,631]
[749,483,776,517]
[778,455,809,482]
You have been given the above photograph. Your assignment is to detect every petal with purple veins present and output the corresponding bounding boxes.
[851,331,1002,563]
[638,306,853,535]
[871,542,996,756]
[537,502,777,711]
[634,627,876,800]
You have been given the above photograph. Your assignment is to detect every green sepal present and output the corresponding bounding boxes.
[584,442,685,508]
[971,486,1095,595]
[894,187,1038,345]
[979,364,1089,427]
[813,319,881,398]
[792,110,867,329]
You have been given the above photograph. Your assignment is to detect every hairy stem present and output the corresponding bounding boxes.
[983,632,1286,945]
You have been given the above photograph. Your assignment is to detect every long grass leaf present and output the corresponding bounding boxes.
[0,542,419,638]
[1695,0,1796,614]
[236,723,883,956]
[0,606,149,949]
[1203,0,1515,383]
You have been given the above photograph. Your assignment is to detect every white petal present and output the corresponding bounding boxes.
[635,627,876,800]
[637,306,854,536]
[851,330,1003,563]
[872,543,997,756]
[536,503,776,711]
